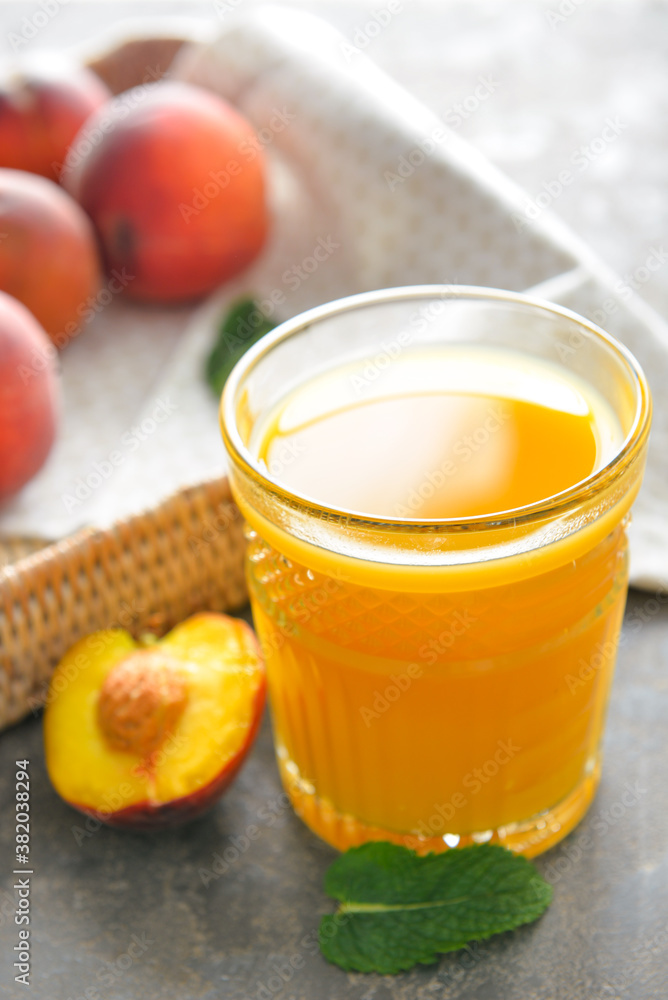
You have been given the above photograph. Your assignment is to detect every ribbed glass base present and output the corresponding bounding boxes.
[278,751,601,858]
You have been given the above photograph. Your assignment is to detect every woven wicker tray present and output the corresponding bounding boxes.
[0,478,248,731]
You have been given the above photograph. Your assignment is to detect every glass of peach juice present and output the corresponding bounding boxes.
[220,286,651,857]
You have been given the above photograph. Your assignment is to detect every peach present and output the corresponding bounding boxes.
[86,37,185,96]
[0,168,102,346]
[64,81,269,302]
[0,291,58,500]
[43,613,266,830]
[0,62,111,182]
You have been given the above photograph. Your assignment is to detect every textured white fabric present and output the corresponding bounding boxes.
[1,6,666,590]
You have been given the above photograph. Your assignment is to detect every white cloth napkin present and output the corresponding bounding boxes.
[2,6,667,591]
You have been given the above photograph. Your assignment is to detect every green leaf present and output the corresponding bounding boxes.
[205,297,278,397]
[319,842,552,974]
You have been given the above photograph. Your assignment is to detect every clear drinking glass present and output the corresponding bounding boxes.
[221,286,651,857]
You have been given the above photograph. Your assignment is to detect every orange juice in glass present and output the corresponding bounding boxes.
[221,287,651,857]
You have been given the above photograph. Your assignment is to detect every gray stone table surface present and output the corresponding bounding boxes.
[1,2,668,998]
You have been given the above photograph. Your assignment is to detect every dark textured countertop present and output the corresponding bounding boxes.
[1,3,668,998]
[1,587,668,999]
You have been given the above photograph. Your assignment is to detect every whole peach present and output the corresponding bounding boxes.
[0,291,58,500]
[0,63,111,182]
[0,169,102,347]
[64,81,269,302]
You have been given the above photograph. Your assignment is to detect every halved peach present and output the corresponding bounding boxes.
[43,613,265,830]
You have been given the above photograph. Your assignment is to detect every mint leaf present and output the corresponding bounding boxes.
[319,842,552,974]
[205,297,278,397]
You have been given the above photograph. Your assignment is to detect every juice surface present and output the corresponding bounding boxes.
[255,348,618,519]
[245,347,628,855]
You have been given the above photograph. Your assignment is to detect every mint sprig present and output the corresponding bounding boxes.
[319,842,552,974]
[205,297,278,397]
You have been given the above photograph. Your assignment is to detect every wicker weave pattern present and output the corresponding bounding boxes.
[0,537,49,569]
[0,477,248,730]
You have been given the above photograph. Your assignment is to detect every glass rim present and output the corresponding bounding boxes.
[221,284,652,533]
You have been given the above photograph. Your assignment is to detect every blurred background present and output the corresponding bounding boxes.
[2,0,666,319]
[1,5,668,999]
